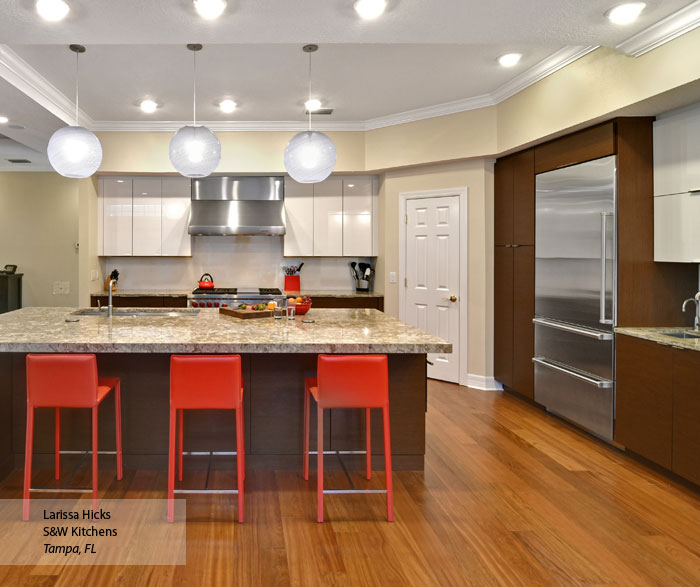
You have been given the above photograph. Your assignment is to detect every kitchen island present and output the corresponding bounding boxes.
[0,308,450,479]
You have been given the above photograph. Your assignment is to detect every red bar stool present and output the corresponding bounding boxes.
[169,355,245,523]
[303,354,393,523]
[23,354,123,520]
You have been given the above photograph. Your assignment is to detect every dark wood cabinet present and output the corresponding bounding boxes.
[309,296,384,311]
[512,246,534,398]
[91,295,188,308]
[672,348,700,486]
[615,334,673,469]
[0,274,22,314]
[494,157,514,246]
[494,246,514,388]
[494,149,534,246]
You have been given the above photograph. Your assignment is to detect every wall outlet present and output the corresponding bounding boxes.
[90,270,99,281]
[52,281,71,295]
[389,272,397,284]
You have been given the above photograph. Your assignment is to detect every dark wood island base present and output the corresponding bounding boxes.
[0,352,427,480]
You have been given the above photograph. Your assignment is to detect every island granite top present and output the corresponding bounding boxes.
[0,307,450,354]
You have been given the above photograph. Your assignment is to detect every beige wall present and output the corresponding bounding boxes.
[377,159,494,379]
[0,172,79,307]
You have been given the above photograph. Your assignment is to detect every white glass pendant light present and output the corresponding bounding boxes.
[169,44,221,178]
[284,44,336,184]
[47,45,103,178]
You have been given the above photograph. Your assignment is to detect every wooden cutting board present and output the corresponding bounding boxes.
[219,307,274,319]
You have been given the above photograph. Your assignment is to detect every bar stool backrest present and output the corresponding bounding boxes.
[170,355,242,409]
[26,354,99,408]
[316,354,388,409]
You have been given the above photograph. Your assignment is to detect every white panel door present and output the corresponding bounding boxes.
[342,178,373,257]
[284,177,314,256]
[102,178,133,256]
[313,178,343,256]
[405,196,460,382]
[161,177,192,256]
[132,178,162,256]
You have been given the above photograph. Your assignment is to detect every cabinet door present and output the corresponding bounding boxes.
[653,108,700,196]
[672,348,700,486]
[132,178,162,256]
[97,178,104,256]
[654,192,700,262]
[313,178,343,256]
[342,178,373,257]
[615,334,673,469]
[512,150,535,246]
[283,178,314,256]
[161,177,192,256]
[494,157,514,246]
[103,178,133,256]
[494,245,514,388]
[512,246,534,398]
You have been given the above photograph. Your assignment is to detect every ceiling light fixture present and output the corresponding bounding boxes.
[0,116,8,124]
[354,0,387,20]
[304,98,322,112]
[140,99,158,114]
[36,0,70,22]
[284,45,337,184]
[47,45,103,178]
[194,0,227,20]
[219,99,237,113]
[169,44,221,178]
[607,2,646,25]
[498,53,522,67]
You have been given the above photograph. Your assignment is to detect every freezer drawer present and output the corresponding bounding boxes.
[534,317,614,380]
[533,357,614,441]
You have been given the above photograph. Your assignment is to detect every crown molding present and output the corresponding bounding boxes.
[616,1,700,57]
[0,44,94,128]
[91,120,366,132]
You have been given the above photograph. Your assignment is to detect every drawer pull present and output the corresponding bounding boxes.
[533,357,613,389]
[532,317,614,340]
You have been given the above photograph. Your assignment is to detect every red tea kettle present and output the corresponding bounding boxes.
[198,273,215,289]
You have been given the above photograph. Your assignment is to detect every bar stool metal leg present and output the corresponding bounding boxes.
[55,408,60,480]
[303,383,310,481]
[236,405,245,523]
[317,405,324,523]
[115,381,123,480]
[365,408,371,481]
[92,406,99,511]
[383,406,394,522]
[23,405,34,521]
[177,409,184,482]
[168,406,176,523]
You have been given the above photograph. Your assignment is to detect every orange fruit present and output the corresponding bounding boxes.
[267,301,275,310]
[296,297,303,303]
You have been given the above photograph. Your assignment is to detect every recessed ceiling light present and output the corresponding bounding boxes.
[0,116,8,124]
[498,53,522,68]
[607,2,646,25]
[354,0,387,20]
[219,99,237,113]
[304,98,322,112]
[140,99,158,114]
[194,0,227,20]
[35,0,70,22]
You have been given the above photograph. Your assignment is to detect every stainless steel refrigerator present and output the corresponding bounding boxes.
[533,155,616,441]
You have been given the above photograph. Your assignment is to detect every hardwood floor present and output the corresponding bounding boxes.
[2,380,700,586]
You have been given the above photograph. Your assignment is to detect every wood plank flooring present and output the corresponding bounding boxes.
[2,380,700,586]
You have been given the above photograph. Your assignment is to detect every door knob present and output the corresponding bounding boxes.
[443,295,457,302]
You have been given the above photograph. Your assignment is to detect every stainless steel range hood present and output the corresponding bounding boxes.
[189,176,285,236]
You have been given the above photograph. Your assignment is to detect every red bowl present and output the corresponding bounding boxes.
[294,301,312,315]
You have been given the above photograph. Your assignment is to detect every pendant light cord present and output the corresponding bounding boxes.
[193,49,197,127]
[75,50,79,126]
[307,50,312,131]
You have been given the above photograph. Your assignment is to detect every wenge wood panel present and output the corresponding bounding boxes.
[512,150,535,246]
[494,246,514,389]
[615,117,697,327]
[534,122,615,174]
[91,295,188,308]
[309,296,383,310]
[494,156,514,245]
[615,335,673,469]
[512,246,534,399]
[0,355,12,479]
[672,348,700,486]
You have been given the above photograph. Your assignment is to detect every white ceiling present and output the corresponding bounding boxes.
[0,0,697,165]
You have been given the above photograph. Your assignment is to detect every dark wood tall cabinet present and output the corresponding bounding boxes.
[494,150,535,399]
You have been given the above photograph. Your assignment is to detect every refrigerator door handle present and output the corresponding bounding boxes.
[600,213,613,325]
[532,317,614,340]
[532,357,614,389]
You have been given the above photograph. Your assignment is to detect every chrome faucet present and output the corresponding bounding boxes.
[682,295,700,331]
[106,279,117,318]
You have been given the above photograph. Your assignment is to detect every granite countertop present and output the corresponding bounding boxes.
[284,290,383,298]
[91,290,190,297]
[0,307,450,354]
[616,326,700,351]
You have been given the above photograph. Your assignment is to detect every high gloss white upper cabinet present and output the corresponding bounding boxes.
[161,177,192,256]
[342,178,375,257]
[654,106,700,197]
[283,178,314,256]
[654,192,700,262]
[132,178,162,256]
[102,178,133,256]
[313,178,343,256]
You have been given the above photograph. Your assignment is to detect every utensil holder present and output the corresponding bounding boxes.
[355,279,370,292]
[285,275,300,292]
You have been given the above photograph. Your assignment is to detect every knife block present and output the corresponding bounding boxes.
[284,275,300,292]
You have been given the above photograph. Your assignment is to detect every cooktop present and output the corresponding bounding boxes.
[190,287,282,296]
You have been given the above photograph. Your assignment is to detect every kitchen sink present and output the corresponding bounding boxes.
[660,330,700,339]
[72,309,200,318]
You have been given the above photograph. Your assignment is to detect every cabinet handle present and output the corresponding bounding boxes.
[690,189,700,195]
[511,244,521,248]
[532,357,613,389]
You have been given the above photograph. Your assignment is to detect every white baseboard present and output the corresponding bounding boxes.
[465,373,503,391]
